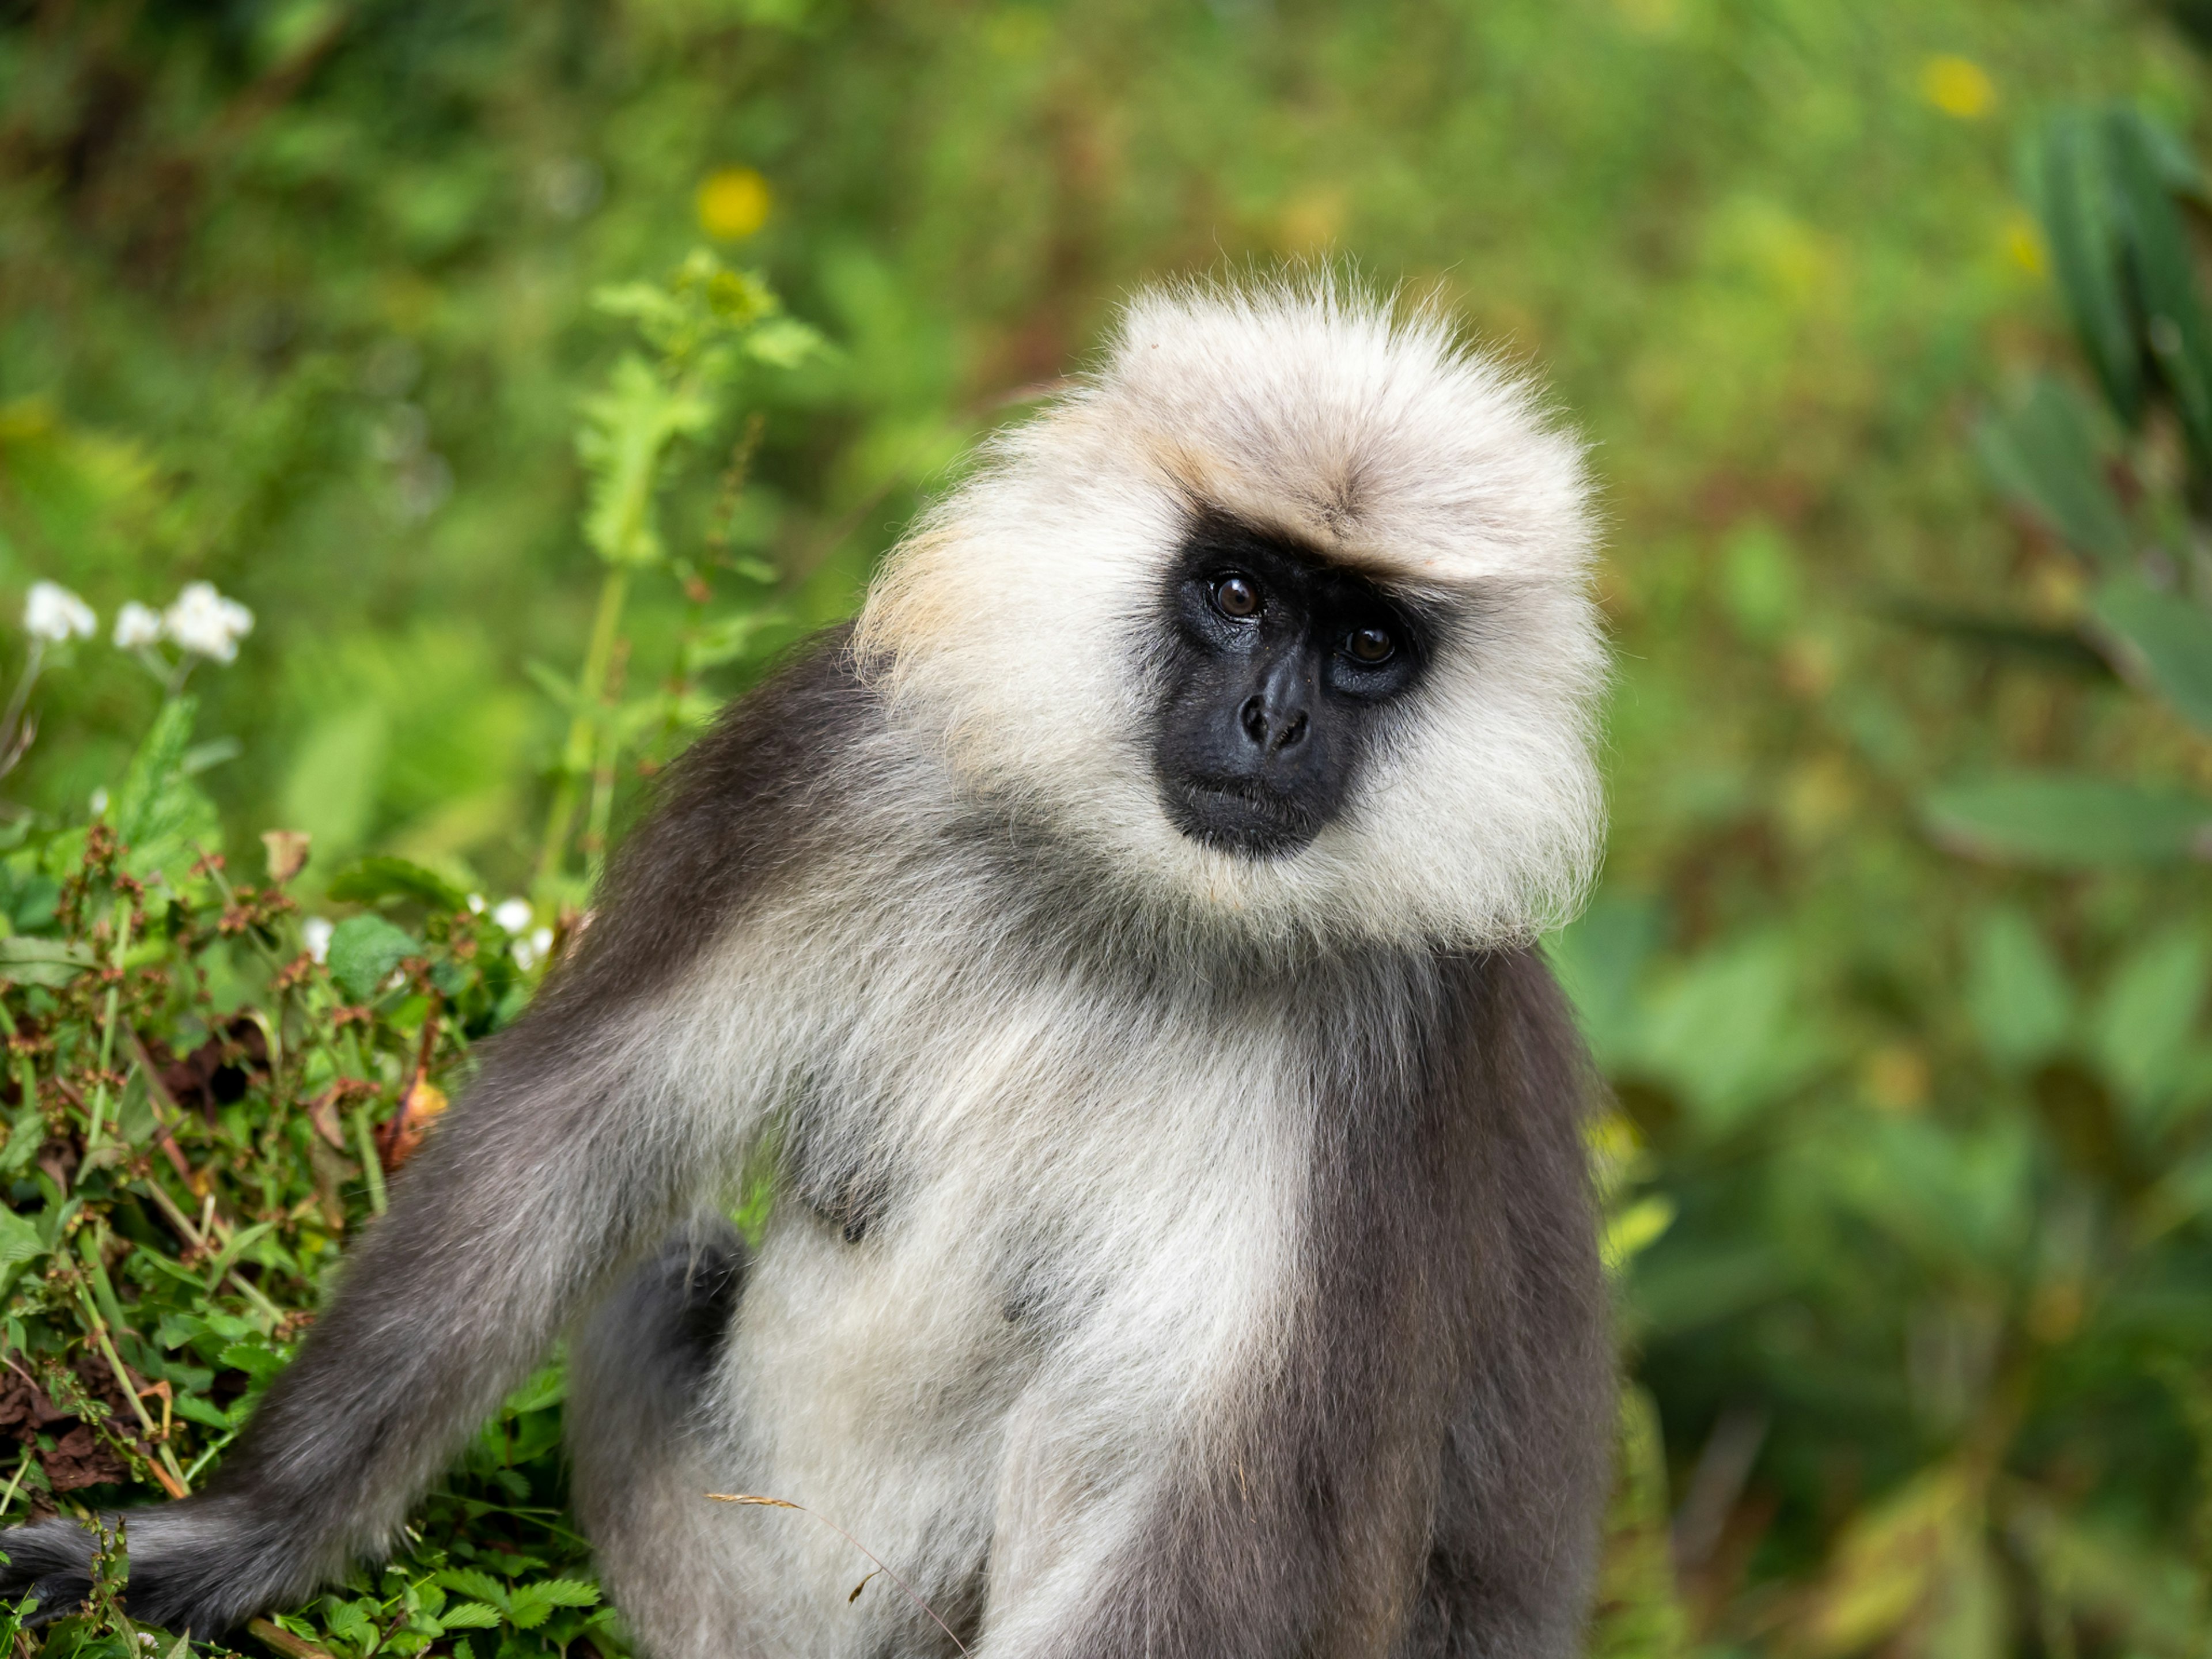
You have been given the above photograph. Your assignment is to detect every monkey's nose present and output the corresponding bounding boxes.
[1238,694,1309,753]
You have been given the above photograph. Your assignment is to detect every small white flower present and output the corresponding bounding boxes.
[24,581,96,644]
[88,786,108,817]
[112,600,164,650]
[163,581,255,664]
[513,925,555,972]
[302,916,334,964]
[467,893,486,914]
[492,897,534,934]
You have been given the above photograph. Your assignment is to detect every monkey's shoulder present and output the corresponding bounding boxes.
[555,626,877,1004]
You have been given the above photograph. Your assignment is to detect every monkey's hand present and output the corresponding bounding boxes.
[0,1494,321,1634]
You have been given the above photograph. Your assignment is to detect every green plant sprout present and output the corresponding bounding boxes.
[533,252,823,907]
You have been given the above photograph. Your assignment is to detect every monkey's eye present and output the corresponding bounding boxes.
[1346,626,1395,664]
[1211,575,1262,620]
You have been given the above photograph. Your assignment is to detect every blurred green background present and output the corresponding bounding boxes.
[9,0,2212,1650]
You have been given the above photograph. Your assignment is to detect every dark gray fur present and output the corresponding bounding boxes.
[0,629,1611,1654]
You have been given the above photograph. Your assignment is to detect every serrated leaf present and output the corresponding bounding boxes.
[0,1208,44,1302]
[214,1336,285,1381]
[321,1599,372,1642]
[1925,772,2212,866]
[500,1364,566,1416]
[576,355,715,568]
[2088,578,2212,734]
[0,1101,43,1176]
[745,317,825,369]
[501,1586,564,1630]
[526,1580,599,1609]
[432,1603,502,1630]
[1972,377,2133,567]
[434,1570,509,1610]
[325,857,468,912]
[327,914,420,1001]
[111,694,224,882]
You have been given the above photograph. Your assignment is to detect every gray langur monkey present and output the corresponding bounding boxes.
[0,281,1615,1658]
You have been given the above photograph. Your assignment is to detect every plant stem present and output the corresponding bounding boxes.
[353,1106,387,1214]
[85,899,134,1153]
[0,1444,32,1514]
[136,1180,283,1328]
[536,565,631,889]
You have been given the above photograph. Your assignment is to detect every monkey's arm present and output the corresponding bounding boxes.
[0,637,866,1633]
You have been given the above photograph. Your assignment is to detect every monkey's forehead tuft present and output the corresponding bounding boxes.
[1049,278,1597,589]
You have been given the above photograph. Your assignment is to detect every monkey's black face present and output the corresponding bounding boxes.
[1151,512,1431,858]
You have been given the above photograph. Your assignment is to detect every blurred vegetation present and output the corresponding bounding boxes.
[5,0,2212,1654]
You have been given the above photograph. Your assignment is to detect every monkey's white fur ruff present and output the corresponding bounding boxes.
[858,281,1607,950]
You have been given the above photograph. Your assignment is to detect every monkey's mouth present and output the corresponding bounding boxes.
[1162,775,1325,859]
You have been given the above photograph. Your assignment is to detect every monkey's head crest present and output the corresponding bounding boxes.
[855,278,1607,953]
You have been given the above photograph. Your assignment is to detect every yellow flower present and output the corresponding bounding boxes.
[697,167,772,240]
[2003,209,2046,275]
[1921,54,1995,120]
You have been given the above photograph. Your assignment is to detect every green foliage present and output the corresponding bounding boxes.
[4,3,2212,1656]
[0,691,603,1658]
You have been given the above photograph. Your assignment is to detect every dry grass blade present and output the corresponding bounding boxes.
[707,1494,968,1656]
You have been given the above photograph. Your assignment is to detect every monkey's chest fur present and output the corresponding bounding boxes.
[706,994,1317,1652]
[575,919,1489,1659]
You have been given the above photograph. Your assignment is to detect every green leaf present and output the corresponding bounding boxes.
[172,1393,229,1430]
[214,1334,285,1381]
[500,1363,566,1416]
[203,1218,276,1288]
[0,1100,43,1175]
[0,935,97,988]
[1971,377,2133,567]
[321,1598,373,1643]
[745,316,825,369]
[326,914,421,1001]
[1924,772,2212,866]
[499,1580,600,1630]
[434,1570,510,1611]
[2091,927,2210,1115]
[1964,907,2073,1070]
[1630,935,1827,1132]
[2028,110,2143,423]
[111,694,224,882]
[523,1580,599,1609]
[0,1207,46,1302]
[2088,578,2212,734]
[324,857,469,912]
[0,938,96,967]
[2108,108,2212,462]
[575,355,716,568]
[685,609,780,671]
[433,1604,503,1631]
[1544,893,1665,1073]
